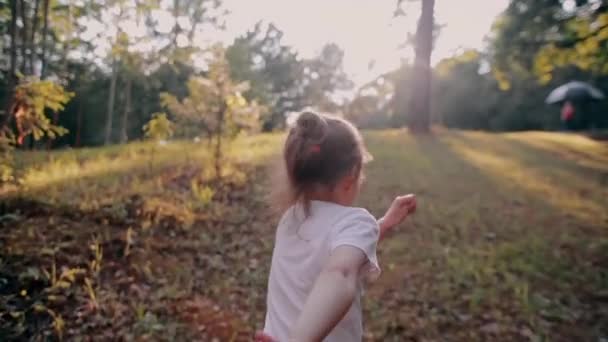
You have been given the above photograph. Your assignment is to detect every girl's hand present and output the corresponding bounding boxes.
[378,194,416,238]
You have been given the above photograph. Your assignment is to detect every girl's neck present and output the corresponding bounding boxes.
[308,188,350,206]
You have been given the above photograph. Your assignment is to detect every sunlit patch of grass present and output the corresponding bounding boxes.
[10,135,282,209]
[17,141,206,187]
[445,133,607,226]
[505,131,608,170]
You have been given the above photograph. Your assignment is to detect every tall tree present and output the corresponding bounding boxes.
[226,24,352,129]
[105,59,118,145]
[103,1,130,145]
[18,0,29,73]
[120,76,132,143]
[227,23,305,130]
[40,0,50,79]
[407,0,435,133]
[28,0,41,75]
[301,43,353,113]
[5,0,18,114]
[160,0,224,63]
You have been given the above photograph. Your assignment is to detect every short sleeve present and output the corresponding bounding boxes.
[329,208,381,281]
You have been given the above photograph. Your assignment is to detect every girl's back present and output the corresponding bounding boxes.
[264,200,380,341]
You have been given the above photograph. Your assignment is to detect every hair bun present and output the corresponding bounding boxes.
[295,111,327,142]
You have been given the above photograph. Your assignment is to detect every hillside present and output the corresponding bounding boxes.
[1,131,607,341]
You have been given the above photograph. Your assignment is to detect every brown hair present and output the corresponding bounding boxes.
[271,111,371,215]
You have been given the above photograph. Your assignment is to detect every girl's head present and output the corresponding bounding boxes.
[276,111,371,212]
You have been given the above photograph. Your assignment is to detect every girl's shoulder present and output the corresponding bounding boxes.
[277,201,377,231]
[310,201,375,220]
[309,201,377,229]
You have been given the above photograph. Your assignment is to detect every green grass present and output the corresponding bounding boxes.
[1,130,607,341]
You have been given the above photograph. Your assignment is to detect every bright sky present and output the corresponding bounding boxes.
[217,0,510,86]
[82,0,509,88]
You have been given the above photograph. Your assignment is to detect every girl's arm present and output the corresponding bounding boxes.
[378,194,416,240]
[288,245,367,342]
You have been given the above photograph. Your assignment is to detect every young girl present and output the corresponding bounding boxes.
[256,111,416,342]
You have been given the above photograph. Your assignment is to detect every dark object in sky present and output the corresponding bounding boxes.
[546,81,605,104]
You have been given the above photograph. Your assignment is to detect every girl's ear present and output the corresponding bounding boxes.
[342,171,359,191]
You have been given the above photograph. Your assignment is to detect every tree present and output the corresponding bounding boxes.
[0,76,72,181]
[143,112,174,140]
[158,0,225,64]
[40,0,50,79]
[117,40,147,144]
[161,46,264,177]
[19,0,28,73]
[28,0,41,75]
[433,50,494,129]
[301,43,353,112]
[346,75,396,128]
[227,25,354,129]
[488,0,608,129]
[489,0,608,84]
[407,0,435,133]
[105,59,118,145]
[100,0,156,145]
[227,23,305,130]
[6,77,73,146]
[489,0,572,87]
[5,0,18,114]
[102,2,127,145]
[534,9,608,82]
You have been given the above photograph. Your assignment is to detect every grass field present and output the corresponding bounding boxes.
[1,130,607,341]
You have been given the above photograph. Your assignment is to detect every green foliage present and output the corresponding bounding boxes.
[0,77,72,182]
[11,77,73,144]
[226,23,305,130]
[534,12,608,82]
[190,180,214,207]
[301,43,353,112]
[162,45,265,176]
[345,75,394,128]
[0,133,14,182]
[490,0,608,84]
[161,48,263,139]
[226,24,352,130]
[143,112,174,141]
[433,50,495,129]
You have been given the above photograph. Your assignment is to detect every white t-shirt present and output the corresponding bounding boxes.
[263,200,381,341]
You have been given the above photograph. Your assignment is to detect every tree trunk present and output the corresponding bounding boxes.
[214,103,225,180]
[19,0,28,74]
[40,0,50,79]
[214,131,222,179]
[46,112,58,150]
[3,0,18,119]
[29,0,41,75]
[76,98,83,147]
[407,0,434,133]
[120,76,132,143]
[105,60,118,145]
[172,0,180,47]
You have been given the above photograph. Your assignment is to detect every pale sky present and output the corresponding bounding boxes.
[81,0,509,87]
[215,0,510,86]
